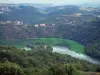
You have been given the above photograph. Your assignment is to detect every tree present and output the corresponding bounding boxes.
[0,62,24,75]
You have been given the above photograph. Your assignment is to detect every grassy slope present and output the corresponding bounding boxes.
[0,38,85,54]
[67,40,85,54]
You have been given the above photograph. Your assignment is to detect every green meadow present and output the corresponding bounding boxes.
[0,38,85,54]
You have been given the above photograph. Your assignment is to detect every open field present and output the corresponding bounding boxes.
[0,38,85,54]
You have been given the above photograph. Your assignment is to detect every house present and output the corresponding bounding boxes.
[15,21,23,25]
[40,24,46,27]
[52,24,55,26]
[0,21,6,24]
[34,24,39,27]
[6,21,11,23]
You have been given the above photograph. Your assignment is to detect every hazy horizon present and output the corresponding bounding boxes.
[0,0,100,5]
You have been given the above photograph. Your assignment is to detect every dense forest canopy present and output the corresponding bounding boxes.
[0,45,100,75]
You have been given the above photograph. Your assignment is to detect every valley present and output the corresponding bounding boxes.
[0,3,100,75]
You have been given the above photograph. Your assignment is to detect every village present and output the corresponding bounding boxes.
[0,21,24,25]
[0,20,56,28]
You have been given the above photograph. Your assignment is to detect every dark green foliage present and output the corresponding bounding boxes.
[49,64,66,75]
[65,64,83,75]
[85,39,100,59]
[0,45,99,72]
[49,64,83,75]
[0,62,24,75]
[96,67,100,72]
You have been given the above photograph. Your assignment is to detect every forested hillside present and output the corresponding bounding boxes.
[1,15,100,45]
[0,45,100,75]
[85,39,100,60]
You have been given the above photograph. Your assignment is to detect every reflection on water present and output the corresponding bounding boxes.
[53,46,100,65]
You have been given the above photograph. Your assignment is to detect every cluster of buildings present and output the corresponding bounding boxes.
[0,21,56,27]
[63,13,82,17]
[34,24,55,27]
[0,21,23,25]
[34,24,45,27]
[79,7,99,12]
[56,15,85,26]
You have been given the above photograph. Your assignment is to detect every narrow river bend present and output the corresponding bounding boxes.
[53,46,100,65]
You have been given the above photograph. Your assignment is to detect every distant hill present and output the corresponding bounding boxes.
[78,3,100,8]
[18,3,54,9]
[46,5,79,16]
[0,6,46,24]
[0,5,100,24]
[45,5,100,16]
